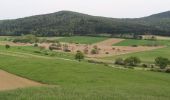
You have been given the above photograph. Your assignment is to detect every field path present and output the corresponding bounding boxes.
[0,70,42,91]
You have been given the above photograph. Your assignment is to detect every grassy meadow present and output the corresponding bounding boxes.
[0,36,170,100]
[113,39,170,46]
[58,36,108,44]
[104,47,170,63]
[0,51,170,100]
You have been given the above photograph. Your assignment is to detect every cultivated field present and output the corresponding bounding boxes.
[58,36,108,44]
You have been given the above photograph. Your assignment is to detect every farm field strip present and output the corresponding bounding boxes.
[58,36,108,44]
[113,39,170,46]
[0,70,42,91]
[0,50,76,62]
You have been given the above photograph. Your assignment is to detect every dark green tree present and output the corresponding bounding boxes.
[5,44,10,49]
[155,57,169,69]
[124,57,141,66]
[75,51,84,62]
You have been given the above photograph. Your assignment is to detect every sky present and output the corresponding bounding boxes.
[0,0,170,20]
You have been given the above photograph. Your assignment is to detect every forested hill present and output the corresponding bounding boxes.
[0,10,170,36]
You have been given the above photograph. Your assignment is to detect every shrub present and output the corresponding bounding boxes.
[91,45,99,54]
[34,43,38,47]
[34,50,41,54]
[131,45,138,47]
[49,43,62,51]
[142,63,148,68]
[75,51,84,62]
[5,44,10,49]
[165,68,170,73]
[63,44,70,52]
[105,52,109,54]
[91,49,97,54]
[115,58,124,65]
[13,34,39,43]
[124,56,141,66]
[155,57,169,69]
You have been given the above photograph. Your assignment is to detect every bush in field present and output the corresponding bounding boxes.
[75,51,84,62]
[34,43,38,47]
[131,45,138,47]
[91,45,100,54]
[155,57,169,69]
[13,34,39,43]
[49,42,62,51]
[124,57,141,66]
[115,58,124,65]
[141,63,148,68]
[165,68,170,73]
[5,44,10,49]
[83,48,89,54]
[49,43,56,51]
[63,44,70,52]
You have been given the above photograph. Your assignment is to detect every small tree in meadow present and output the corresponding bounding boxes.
[91,45,99,54]
[34,43,38,47]
[115,58,124,65]
[124,56,141,66]
[5,44,10,49]
[75,51,84,62]
[155,57,169,69]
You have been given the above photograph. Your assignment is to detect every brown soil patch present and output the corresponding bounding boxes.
[0,38,163,58]
[38,38,163,58]
[0,70,42,91]
[87,46,164,58]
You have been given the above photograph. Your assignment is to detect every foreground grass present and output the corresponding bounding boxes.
[114,39,170,46]
[0,51,170,100]
[58,36,108,44]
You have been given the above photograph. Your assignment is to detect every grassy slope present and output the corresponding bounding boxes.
[58,36,108,44]
[114,39,170,46]
[104,47,170,63]
[0,51,170,99]
[0,46,74,59]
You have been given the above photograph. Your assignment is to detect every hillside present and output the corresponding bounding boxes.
[0,10,170,36]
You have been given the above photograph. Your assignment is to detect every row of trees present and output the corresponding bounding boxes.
[115,56,170,69]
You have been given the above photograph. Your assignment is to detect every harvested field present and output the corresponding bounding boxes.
[0,70,42,91]
[37,38,163,58]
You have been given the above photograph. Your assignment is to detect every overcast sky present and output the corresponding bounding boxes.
[0,0,170,20]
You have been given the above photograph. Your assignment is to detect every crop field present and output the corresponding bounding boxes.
[58,36,108,44]
[0,50,170,100]
[113,39,170,46]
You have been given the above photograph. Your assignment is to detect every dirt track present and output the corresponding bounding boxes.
[0,70,42,91]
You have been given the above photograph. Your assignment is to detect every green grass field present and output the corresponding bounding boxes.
[0,46,74,60]
[104,47,170,63]
[58,36,108,44]
[0,48,170,100]
[114,39,170,46]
